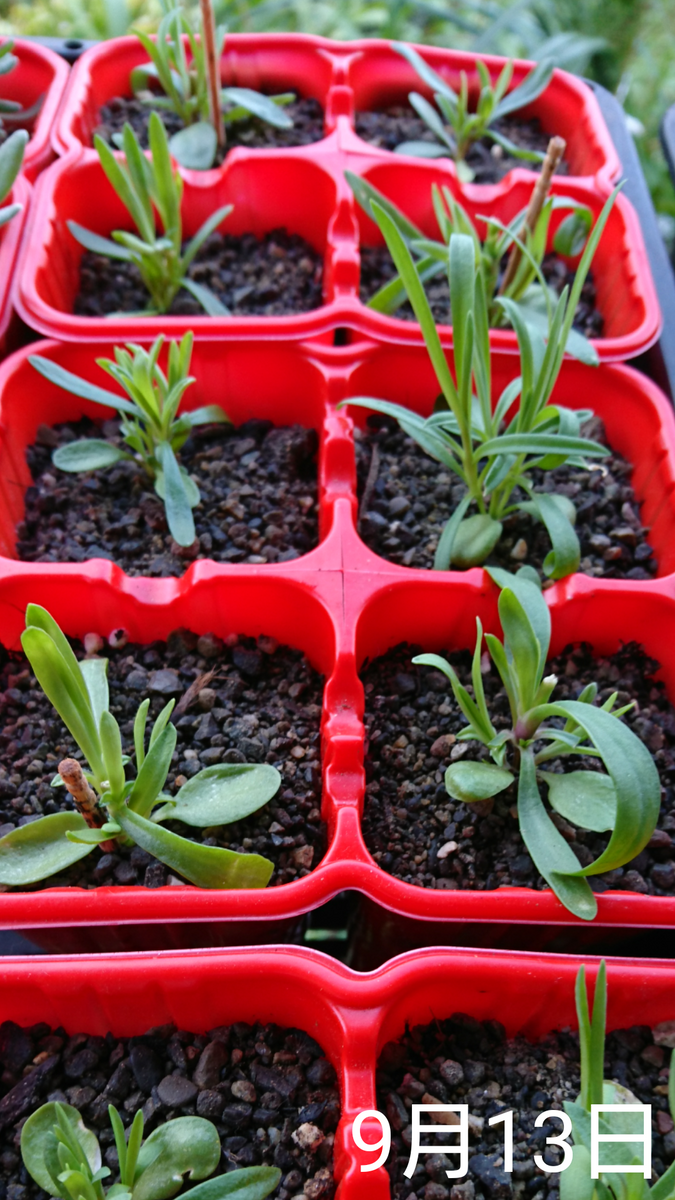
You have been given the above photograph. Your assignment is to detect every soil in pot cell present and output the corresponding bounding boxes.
[0,627,325,890]
[95,95,326,159]
[19,417,319,576]
[376,1006,670,1200]
[358,249,603,339]
[354,107,569,185]
[355,416,655,580]
[361,638,675,895]
[0,1018,339,1200]
[74,227,324,319]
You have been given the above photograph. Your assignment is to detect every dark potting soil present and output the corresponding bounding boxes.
[358,249,604,340]
[0,629,325,890]
[73,229,324,319]
[19,419,319,576]
[378,1010,675,1200]
[353,107,569,185]
[361,639,675,895]
[354,417,656,581]
[0,1018,338,1200]
[95,95,326,159]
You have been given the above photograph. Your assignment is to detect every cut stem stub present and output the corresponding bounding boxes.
[58,757,115,850]
[499,135,567,296]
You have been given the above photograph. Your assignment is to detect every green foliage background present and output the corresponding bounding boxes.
[2,0,673,233]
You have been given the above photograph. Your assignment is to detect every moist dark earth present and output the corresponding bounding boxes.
[95,95,326,158]
[74,229,324,318]
[354,108,569,185]
[361,639,675,894]
[358,249,604,340]
[0,1018,338,1200]
[0,629,325,890]
[355,417,656,581]
[378,1010,675,1199]
[19,419,319,576]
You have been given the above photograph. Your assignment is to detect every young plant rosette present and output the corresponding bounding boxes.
[0,606,281,890]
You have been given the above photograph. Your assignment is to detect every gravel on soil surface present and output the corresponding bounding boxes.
[95,95,326,158]
[0,629,325,890]
[0,1017,338,1200]
[358,249,604,340]
[353,107,569,185]
[19,418,319,576]
[361,639,675,893]
[378,1008,675,1199]
[74,228,324,319]
[355,417,656,582]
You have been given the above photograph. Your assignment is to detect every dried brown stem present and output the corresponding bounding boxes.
[498,135,566,297]
[200,0,225,150]
[58,758,115,851]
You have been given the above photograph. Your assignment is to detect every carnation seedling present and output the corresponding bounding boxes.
[30,332,228,548]
[414,570,661,919]
[130,0,295,169]
[562,963,675,1197]
[392,42,555,182]
[341,185,620,578]
[68,111,232,315]
[21,1100,280,1200]
[0,605,281,889]
[346,138,600,364]
[0,127,28,228]
[0,40,44,142]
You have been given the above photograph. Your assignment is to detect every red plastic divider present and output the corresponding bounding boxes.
[0,337,675,948]
[19,35,657,360]
[0,172,30,358]
[4,38,69,182]
[1,945,675,1200]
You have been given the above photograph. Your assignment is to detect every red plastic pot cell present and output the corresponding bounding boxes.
[15,150,345,343]
[0,338,341,568]
[0,173,30,358]
[2,39,69,182]
[343,39,621,192]
[53,33,341,159]
[348,159,661,362]
[340,345,675,580]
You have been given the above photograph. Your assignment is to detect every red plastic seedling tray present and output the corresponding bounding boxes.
[1,945,675,1200]
[0,172,30,358]
[21,37,658,360]
[3,38,69,182]
[53,33,620,193]
[0,337,675,950]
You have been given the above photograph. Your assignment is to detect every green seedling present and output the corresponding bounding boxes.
[130,0,295,169]
[392,41,555,182]
[346,161,601,365]
[414,570,661,920]
[562,963,675,1197]
[0,40,44,143]
[21,1100,281,1200]
[29,332,228,548]
[68,112,232,316]
[0,127,28,228]
[340,185,621,579]
[0,605,281,889]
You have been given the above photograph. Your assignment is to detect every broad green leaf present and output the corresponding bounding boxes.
[67,220,134,261]
[127,725,177,818]
[29,355,141,417]
[517,746,597,919]
[169,122,217,170]
[79,657,109,732]
[112,806,274,888]
[541,770,616,832]
[52,439,128,473]
[22,1103,101,1194]
[445,760,514,803]
[451,513,502,568]
[434,492,472,570]
[152,763,281,827]
[179,1168,281,1200]
[157,441,196,546]
[134,1118,220,1200]
[559,1144,595,1200]
[223,87,294,128]
[554,207,593,257]
[155,464,200,508]
[520,491,580,580]
[0,812,94,886]
[0,128,27,202]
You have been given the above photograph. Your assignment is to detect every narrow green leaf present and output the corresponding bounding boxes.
[52,440,128,473]
[445,760,514,802]
[0,813,95,885]
[156,441,196,546]
[175,405,230,428]
[394,140,449,158]
[29,355,142,417]
[433,492,472,570]
[182,205,233,270]
[127,726,177,818]
[65,825,121,845]
[99,710,126,802]
[223,87,294,128]
[152,763,281,827]
[0,128,27,202]
[67,220,134,262]
[392,41,458,101]
[494,58,554,118]
[180,276,231,316]
[487,567,550,674]
[79,657,109,732]
[478,432,609,458]
[499,587,541,713]
[345,169,424,243]
[133,698,150,771]
[21,625,104,781]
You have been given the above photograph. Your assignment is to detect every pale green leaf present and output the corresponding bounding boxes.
[152,764,281,827]
[445,760,514,803]
[0,813,94,886]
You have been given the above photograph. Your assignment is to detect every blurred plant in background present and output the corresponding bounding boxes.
[0,0,673,238]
